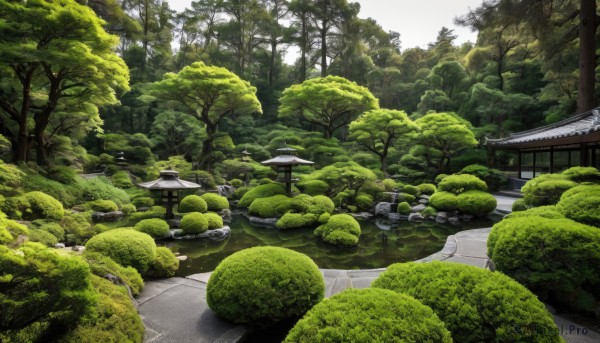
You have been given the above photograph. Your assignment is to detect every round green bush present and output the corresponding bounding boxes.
[132,197,154,208]
[39,222,65,241]
[382,178,397,192]
[200,193,230,211]
[179,212,208,234]
[521,173,577,206]
[488,215,600,315]
[126,206,166,226]
[459,164,507,191]
[429,191,458,211]
[248,195,292,218]
[284,288,452,343]
[556,185,600,227]
[456,190,496,216]
[505,205,564,220]
[204,212,224,229]
[561,166,600,183]
[422,206,437,217]
[396,201,411,215]
[83,251,144,297]
[276,213,318,229]
[238,183,286,207]
[417,183,437,195]
[314,214,361,247]
[149,247,179,278]
[396,192,416,204]
[318,212,330,223]
[373,261,561,342]
[134,218,170,238]
[298,180,329,196]
[111,170,134,189]
[85,199,119,213]
[230,179,243,188]
[22,191,64,221]
[434,173,448,184]
[437,174,487,194]
[308,195,335,215]
[85,228,157,273]
[28,228,58,247]
[232,186,251,200]
[207,247,324,325]
[178,195,208,213]
[511,198,528,211]
[402,184,420,196]
[354,194,373,211]
[120,203,137,215]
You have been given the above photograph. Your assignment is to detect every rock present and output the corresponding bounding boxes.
[168,229,185,238]
[136,206,150,212]
[91,211,124,222]
[419,194,430,200]
[176,255,188,261]
[217,185,236,198]
[72,245,85,252]
[247,216,279,226]
[377,192,396,202]
[375,202,392,217]
[418,199,429,205]
[196,226,231,241]
[351,212,374,221]
[436,212,448,224]
[55,243,65,248]
[461,214,474,222]
[219,209,232,223]
[168,219,181,228]
[408,213,424,222]
[388,213,401,221]
[448,217,460,226]
[105,273,120,285]
[375,218,393,230]
[411,204,426,213]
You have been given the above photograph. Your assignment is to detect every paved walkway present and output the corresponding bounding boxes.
[138,195,599,343]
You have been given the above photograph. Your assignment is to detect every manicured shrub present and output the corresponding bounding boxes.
[83,251,144,297]
[434,173,448,184]
[60,275,144,343]
[134,218,170,238]
[232,186,251,200]
[373,261,560,342]
[149,247,179,278]
[0,243,95,342]
[318,212,330,223]
[505,206,564,220]
[511,198,528,211]
[396,192,416,204]
[200,193,230,211]
[308,195,335,215]
[179,212,208,234]
[85,228,157,273]
[417,183,437,195]
[205,212,224,229]
[21,173,81,208]
[0,212,29,245]
[422,206,437,217]
[132,196,154,208]
[207,247,324,325]
[561,166,600,183]
[230,179,243,188]
[80,177,130,206]
[437,174,487,194]
[28,228,58,247]
[488,215,600,316]
[396,201,411,215]
[22,191,64,221]
[298,180,329,195]
[402,184,420,196]
[111,171,134,189]
[284,288,451,343]
[354,193,373,211]
[61,211,94,245]
[85,199,119,213]
[556,185,600,227]
[459,164,507,191]
[521,173,577,206]
[38,222,65,241]
[178,195,208,213]
[126,206,166,226]
[121,203,137,215]
[276,213,318,229]
[456,190,497,216]
[314,214,361,247]
[429,191,458,211]
[382,178,397,192]
[248,195,292,218]
[238,183,286,207]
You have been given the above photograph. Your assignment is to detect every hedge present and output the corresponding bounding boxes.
[373,261,560,342]
[429,191,458,211]
[511,198,528,212]
[561,166,600,183]
[238,183,286,207]
[458,164,506,191]
[180,212,208,234]
[276,213,318,229]
[456,190,497,216]
[556,185,600,227]
[132,196,154,208]
[205,212,224,229]
[284,288,452,343]
[178,195,208,213]
[83,251,144,297]
[417,183,437,195]
[207,247,324,325]
[85,228,157,273]
[521,173,577,206]
[505,206,564,220]
[85,199,119,213]
[134,218,170,238]
[314,214,361,246]
[488,215,600,315]
[148,247,179,278]
[200,193,230,211]
[437,174,487,194]
[8,191,65,221]
[298,180,329,196]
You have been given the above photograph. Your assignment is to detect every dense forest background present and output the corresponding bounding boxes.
[0,0,598,179]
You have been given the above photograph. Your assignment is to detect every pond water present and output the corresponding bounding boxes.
[166,214,501,277]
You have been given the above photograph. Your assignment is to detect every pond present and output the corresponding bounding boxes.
[166,214,502,277]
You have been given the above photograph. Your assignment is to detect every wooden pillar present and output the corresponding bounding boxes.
[166,190,174,220]
[486,146,496,168]
[517,150,522,179]
[550,146,554,173]
[284,166,292,194]
[581,144,589,166]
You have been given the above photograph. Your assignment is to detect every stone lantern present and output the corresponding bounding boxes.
[261,145,314,194]
[115,151,127,169]
[137,168,201,220]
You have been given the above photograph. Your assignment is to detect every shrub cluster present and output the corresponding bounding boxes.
[85,228,157,273]
[207,247,324,325]
[521,173,577,206]
[276,213,318,229]
[556,184,600,227]
[0,212,29,245]
[284,288,452,343]
[396,201,411,215]
[134,218,170,238]
[132,196,154,208]
[80,177,130,206]
[428,191,458,211]
[314,214,361,246]
[200,193,230,211]
[178,195,208,213]
[85,199,119,213]
[238,183,286,207]
[83,251,144,297]
[127,206,166,225]
[180,212,209,234]
[456,190,496,216]
[561,166,600,183]
[373,261,560,342]
[110,171,134,189]
[21,173,81,208]
[417,183,437,195]
[28,228,58,247]
[298,180,329,195]
[437,174,487,194]
[204,212,224,229]
[458,164,506,191]
[148,247,179,278]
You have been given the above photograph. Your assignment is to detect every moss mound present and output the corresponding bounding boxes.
[456,190,496,216]
[314,214,360,246]
[85,228,157,273]
[134,218,170,238]
[556,184,600,227]
[178,195,208,213]
[238,183,286,207]
[180,212,208,234]
[204,212,224,229]
[437,174,487,194]
[85,199,119,213]
[276,213,318,229]
[429,191,458,211]
[149,247,179,278]
[200,193,230,211]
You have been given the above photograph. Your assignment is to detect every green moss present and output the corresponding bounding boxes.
[85,199,119,213]
[232,186,251,200]
[61,211,94,245]
[134,218,170,238]
[178,195,208,213]
[110,171,134,189]
[127,206,166,226]
[28,228,58,247]
[83,251,144,297]
[314,214,361,247]
[85,228,157,273]
[373,261,560,343]
[205,212,224,229]
[180,212,209,234]
[247,195,297,218]
[207,247,324,325]
[318,212,330,223]
[13,191,65,221]
[120,203,136,215]
[422,206,437,217]
[276,213,318,229]
[80,177,130,206]
[402,184,420,196]
[505,206,564,220]
[511,198,528,212]
[458,164,507,191]
[396,202,411,215]
[354,193,373,211]
[230,179,243,188]
[429,191,458,211]
[284,288,452,343]
[37,222,64,241]
[437,174,487,194]
[417,183,437,195]
[456,190,496,216]
[556,185,600,226]
[200,193,230,211]
[132,197,154,208]
[434,174,448,184]
[149,247,179,278]
[238,183,286,207]
[298,180,329,195]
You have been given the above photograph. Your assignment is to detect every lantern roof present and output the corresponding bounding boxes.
[137,169,201,190]
[261,155,314,166]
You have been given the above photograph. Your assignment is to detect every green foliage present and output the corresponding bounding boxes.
[456,190,497,216]
[556,185,600,227]
[284,288,452,343]
[303,162,378,202]
[121,204,137,216]
[147,156,194,181]
[205,212,224,230]
[429,191,458,211]
[314,214,361,247]
[83,252,144,297]
[85,229,157,273]
[207,247,324,325]
[417,183,437,195]
[355,194,374,211]
[511,198,528,212]
[396,192,416,204]
[561,166,600,183]
[522,173,578,206]
[28,228,58,247]
[230,179,243,188]
[297,180,329,196]
[232,186,251,200]
[0,160,24,195]
[85,200,118,213]
[180,212,209,234]
[459,164,507,191]
[238,183,286,207]
[276,213,318,230]
[132,197,155,208]
[80,177,130,206]
[505,206,564,220]
[435,174,449,184]
[60,275,144,343]
[382,179,397,192]
[402,184,420,196]
[37,222,65,241]
[110,171,134,189]
[200,193,230,211]
[150,111,205,160]
[178,195,208,213]
[102,133,154,166]
[437,174,487,194]
[0,243,96,342]
[373,261,560,342]
[422,206,438,217]
[248,195,297,218]
[134,218,170,238]
[126,206,166,226]
[8,191,65,221]
[21,173,81,208]
[0,212,28,245]
[396,202,411,215]
[61,212,94,245]
[488,215,600,316]
[149,247,179,279]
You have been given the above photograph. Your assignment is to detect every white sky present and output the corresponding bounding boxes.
[167,0,483,62]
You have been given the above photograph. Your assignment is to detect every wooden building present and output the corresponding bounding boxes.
[486,108,600,179]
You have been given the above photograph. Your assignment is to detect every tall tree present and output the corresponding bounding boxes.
[0,0,129,165]
[289,0,317,81]
[262,0,290,90]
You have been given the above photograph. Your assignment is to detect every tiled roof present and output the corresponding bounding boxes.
[261,155,314,166]
[137,169,201,190]
[486,108,600,146]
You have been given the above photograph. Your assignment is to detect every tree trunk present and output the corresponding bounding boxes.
[577,0,596,113]
[269,40,277,89]
[300,16,307,82]
[15,120,28,163]
[198,122,217,171]
[320,25,327,77]
[34,111,51,166]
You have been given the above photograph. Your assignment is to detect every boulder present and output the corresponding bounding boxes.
[219,208,233,223]
[351,212,374,221]
[54,243,65,249]
[418,199,429,205]
[436,212,448,224]
[91,211,124,222]
[411,204,426,213]
[419,194,430,200]
[217,185,236,198]
[448,217,460,226]
[247,216,279,226]
[461,214,474,222]
[408,213,424,222]
[196,227,231,241]
[375,202,392,217]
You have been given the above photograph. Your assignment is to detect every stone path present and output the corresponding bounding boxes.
[138,195,600,343]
